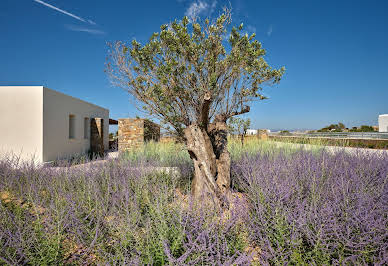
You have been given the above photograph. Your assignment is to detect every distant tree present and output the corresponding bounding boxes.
[228,117,251,145]
[318,122,346,132]
[279,130,291,136]
[349,125,374,132]
[109,131,119,140]
[338,122,346,130]
[359,125,374,132]
[106,10,285,204]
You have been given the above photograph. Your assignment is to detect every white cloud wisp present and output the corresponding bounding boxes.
[34,0,92,24]
[267,24,273,36]
[65,24,105,35]
[33,0,105,35]
[185,0,217,21]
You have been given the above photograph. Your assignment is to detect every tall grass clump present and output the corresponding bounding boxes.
[120,141,190,165]
[232,149,388,265]
[228,137,324,160]
[118,141,193,190]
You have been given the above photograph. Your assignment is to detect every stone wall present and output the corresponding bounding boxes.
[118,118,160,152]
[258,129,269,140]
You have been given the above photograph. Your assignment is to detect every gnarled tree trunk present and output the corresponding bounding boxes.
[184,122,231,206]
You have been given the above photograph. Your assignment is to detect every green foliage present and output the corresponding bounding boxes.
[228,117,251,145]
[279,130,291,135]
[318,122,346,132]
[119,138,316,166]
[120,140,190,166]
[349,125,375,132]
[318,122,378,133]
[338,122,345,129]
[0,202,65,265]
[107,10,284,136]
[119,172,184,265]
[227,117,251,136]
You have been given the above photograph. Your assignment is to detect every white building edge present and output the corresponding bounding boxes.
[0,86,109,164]
[378,114,388,132]
[245,129,271,135]
[245,129,258,135]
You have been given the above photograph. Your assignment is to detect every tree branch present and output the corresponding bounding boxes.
[200,92,212,129]
[214,106,250,123]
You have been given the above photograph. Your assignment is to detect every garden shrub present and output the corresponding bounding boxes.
[232,149,388,264]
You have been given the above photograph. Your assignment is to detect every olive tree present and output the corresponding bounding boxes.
[106,11,284,205]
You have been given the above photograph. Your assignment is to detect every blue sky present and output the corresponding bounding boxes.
[1,0,387,131]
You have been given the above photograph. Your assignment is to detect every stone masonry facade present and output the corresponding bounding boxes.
[118,118,160,152]
[258,129,269,140]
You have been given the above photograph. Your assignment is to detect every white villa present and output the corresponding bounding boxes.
[0,86,109,163]
[246,129,258,135]
[378,114,388,132]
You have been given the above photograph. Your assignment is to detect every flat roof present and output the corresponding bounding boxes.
[0,86,109,111]
[109,118,118,124]
[44,87,109,111]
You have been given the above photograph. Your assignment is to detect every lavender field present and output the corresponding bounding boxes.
[0,140,387,265]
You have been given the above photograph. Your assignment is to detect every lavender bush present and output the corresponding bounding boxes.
[0,154,250,265]
[1,140,387,265]
[232,149,388,265]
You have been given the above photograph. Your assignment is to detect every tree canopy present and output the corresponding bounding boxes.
[106,11,285,138]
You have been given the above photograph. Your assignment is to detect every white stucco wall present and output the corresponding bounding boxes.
[246,129,258,135]
[0,86,109,164]
[378,114,388,132]
[43,87,109,162]
[0,86,44,163]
